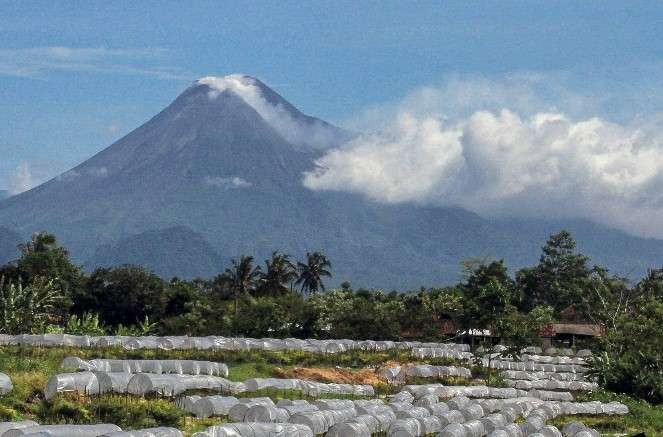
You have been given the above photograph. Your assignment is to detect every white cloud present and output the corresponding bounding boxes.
[197,75,341,149]
[204,176,252,189]
[0,46,190,80]
[304,77,663,239]
[8,162,36,195]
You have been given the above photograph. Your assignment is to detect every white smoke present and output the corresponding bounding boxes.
[8,162,36,195]
[303,79,663,239]
[197,75,340,149]
[204,175,252,189]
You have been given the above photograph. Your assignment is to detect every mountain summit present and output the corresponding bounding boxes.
[0,76,661,286]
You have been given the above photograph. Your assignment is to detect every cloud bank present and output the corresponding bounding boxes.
[198,75,341,149]
[304,77,663,239]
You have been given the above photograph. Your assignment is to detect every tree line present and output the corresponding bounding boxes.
[0,230,661,402]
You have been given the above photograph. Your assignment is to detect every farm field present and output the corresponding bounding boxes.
[0,336,661,436]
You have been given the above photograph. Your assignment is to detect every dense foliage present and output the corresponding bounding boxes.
[0,230,661,403]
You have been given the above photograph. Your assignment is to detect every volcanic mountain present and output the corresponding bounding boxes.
[0,75,661,287]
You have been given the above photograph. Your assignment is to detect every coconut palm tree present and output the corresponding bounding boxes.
[220,256,261,315]
[296,252,332,295]
[258,251,298,296]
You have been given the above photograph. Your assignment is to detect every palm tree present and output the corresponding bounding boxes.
[220,256,261,316]
[258,251,298,296]
[296,252,332,295]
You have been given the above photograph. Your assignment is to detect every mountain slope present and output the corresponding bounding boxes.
[86,226,223,279]
[0,75,661,287]
[0,227,21,265]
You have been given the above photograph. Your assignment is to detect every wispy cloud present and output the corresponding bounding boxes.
[0,46,191,80]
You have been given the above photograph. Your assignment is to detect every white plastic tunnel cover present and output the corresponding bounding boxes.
[43,372,100,400]
[2,424,122,436]
[191,423,313,437]
[0,373,13,395]
[192,396,240,418]
[100,428,184,437]
[0,421,39,435]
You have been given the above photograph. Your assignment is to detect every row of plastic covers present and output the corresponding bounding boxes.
[401,384,575,402]
[44,372,374,399]
[483,353,587,366]
[0,423,182,436]
[483,359,587,374]
[475,346,592,358]
[191,423,313,437]
[503,379,598,391]
[62,357,229,377]
[379,365,472,384]
[0,373,12,395]
[0,333,471,354]
[500,370,588,382]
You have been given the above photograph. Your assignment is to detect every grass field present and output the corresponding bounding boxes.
[1,346,661,436]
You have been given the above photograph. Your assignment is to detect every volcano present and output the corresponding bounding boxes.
[0,75,661,287]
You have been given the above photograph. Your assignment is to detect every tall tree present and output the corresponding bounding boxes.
[221,256,261,315]
[257,251,297,296]
[296,252,332,294]
[517,230,591,312]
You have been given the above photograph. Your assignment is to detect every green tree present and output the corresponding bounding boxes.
[296,252,332,294]
[77,265,169,327]
[0,275,63,334]
[257,252,297,296]
[15,232,82,316]
[220,256,261,316]
[459,260,516,334]
[517,230,592,312]
[588,296,663,403]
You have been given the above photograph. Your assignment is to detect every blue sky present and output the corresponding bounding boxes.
[2,1,663,194]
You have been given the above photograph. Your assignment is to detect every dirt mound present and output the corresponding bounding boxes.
[276,366,386,386]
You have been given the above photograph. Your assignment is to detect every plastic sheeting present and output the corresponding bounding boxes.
[4,333,476,357]
[438,423,467,437]
[326,421,371,437]
[500,370,587,382]
[175,395,201,414]
[192,396,240,418]
[228,398,275,422]
[126,374,235,397]
[63,358,228,377]
[0,422,39,435]
[504,380,597,391]
[0,373,13,395]
[241,378,374,397]
[561,422,600,437]
[288,409,356,434]
[94,372,133,395]
[3,424,122,436]
[382,365,472,384]
[387,418,423,437]
[43,372,100,400]
[100,428,183,437]
[191,423,313,437]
